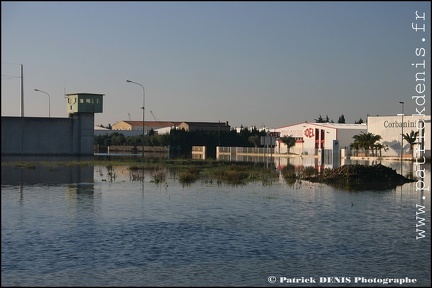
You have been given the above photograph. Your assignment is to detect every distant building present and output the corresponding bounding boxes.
[273,122,367,155]
[177,121,230,132]
[94,125,111,136]
[367,115,431,158]
[111,120,181,136]
[110,120,231,135]
[234,126,269,133]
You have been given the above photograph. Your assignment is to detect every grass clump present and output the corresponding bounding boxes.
[210,164,250,185]
[151,169,167,184]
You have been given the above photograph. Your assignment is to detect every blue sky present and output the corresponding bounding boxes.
[1,1,430,128]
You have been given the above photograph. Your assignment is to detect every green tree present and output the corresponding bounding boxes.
[373,143,389,157]
[315,115,325,123]
[111,132,126,145]
[126,135,139,147]
[355,118,364,124]
[403,130,419,152]
[104,138,112,147]
[351,132,382,156]
[338,114,346,123]
[280,136,296,154]
[148,128,156,136]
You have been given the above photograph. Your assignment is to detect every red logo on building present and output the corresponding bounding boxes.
[304,128,314,138]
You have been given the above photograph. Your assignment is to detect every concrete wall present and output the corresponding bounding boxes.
[1,114,94,155]
[368,115,431,158]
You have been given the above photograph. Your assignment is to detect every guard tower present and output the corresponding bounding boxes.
[66,93,104,155]
[67,93,104,116]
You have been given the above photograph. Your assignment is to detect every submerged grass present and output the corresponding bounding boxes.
[178,167,201,185]
[2,158,279,185]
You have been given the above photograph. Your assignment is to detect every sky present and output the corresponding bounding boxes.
[1,1,430,129]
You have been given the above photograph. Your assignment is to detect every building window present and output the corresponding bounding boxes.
[80,99,84,104]
[86,98,91,103]
[70,105,73,110]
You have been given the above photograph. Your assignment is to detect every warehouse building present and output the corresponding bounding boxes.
[273,122,367,156]
[111,120,181,136]
[110,120,230,136]
[367,115,431,159]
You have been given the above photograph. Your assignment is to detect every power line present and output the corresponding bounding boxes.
[2,62,23,79]
[1,61,22,65]
[2,75,21,80]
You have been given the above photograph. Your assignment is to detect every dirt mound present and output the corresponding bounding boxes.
[304,164,415,190]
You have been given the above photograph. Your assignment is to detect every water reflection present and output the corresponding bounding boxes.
[1,158,430,287]
[219,154,429,181]
[1,158,98,216]
[2,154,429,193]
[1,163,94,185]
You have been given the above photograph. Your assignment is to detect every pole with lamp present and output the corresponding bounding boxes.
[126,80,145,161]
[399,101,404,176]
[34,89,50,118]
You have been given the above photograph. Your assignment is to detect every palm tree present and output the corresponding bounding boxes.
[351,132,382,156]
[350,141,360,156]
[374,143,389,157]
[403,130,419,152]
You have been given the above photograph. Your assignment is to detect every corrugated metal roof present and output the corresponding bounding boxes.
[94,125,110,130]
[312,123,367,129]
[275,122,366,130]
[180,121,230,127]
[119,121,181,127]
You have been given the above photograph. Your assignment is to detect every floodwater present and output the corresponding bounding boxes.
[1,158,431,287]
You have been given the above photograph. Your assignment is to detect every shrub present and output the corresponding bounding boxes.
[302,166,317,177]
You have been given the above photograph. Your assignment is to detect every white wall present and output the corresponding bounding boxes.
[367,115,431,157]
[274,123,367,155]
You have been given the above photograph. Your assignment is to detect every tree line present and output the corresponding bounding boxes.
[95,122,420,158]
[94,126,269,157]
[314,114,364,124]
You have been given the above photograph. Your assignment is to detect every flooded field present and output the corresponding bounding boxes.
[1,158,430,286]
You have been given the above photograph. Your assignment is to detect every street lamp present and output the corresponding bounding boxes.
[126,80,145,160]
[399,101,404,175]
[34,89,50,117]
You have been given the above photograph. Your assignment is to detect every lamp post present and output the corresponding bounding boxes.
[126,80,145,161]
[399,101,404,176]
[34,89,50,117]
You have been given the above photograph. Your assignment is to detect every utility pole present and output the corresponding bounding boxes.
[20,64,24,117]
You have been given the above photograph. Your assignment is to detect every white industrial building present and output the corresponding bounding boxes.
[273,122,367,156]
[367,115,431,159]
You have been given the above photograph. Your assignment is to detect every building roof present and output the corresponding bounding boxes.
[274,122,366,130]
[180,121,230,127]
[94,125,110,130]
[66,93,105,96]
[116,120,182,127]
[311,123,367,130]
